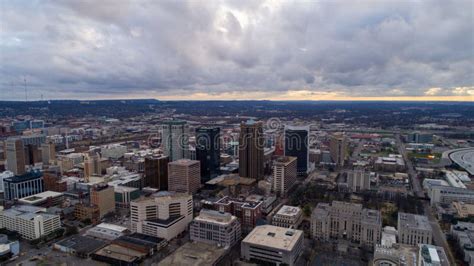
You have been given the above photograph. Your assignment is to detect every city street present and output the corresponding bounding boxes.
[396,134,455,265]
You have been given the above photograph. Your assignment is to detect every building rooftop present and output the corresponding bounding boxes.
[55,235,106,255]
[159,241,227,266]
[275,205,302,218]
[169,159,200,166]
[418,244,450,266]
[194,209,236,225]
[274,156,297,166]
[94,244,144,263]
[242,225,303,252]
[398,212,431,231]
[18,191,63,204]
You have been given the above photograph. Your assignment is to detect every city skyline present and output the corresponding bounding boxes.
[1,1,473,101]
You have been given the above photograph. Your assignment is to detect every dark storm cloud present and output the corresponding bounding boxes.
[0,0,473,99]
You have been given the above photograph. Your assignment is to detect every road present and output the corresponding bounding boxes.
[395,134,455,265]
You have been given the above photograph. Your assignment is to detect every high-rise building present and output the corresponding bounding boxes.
[144,156,169,190]
[5,137,25,175]
[239,120,264,180]
[347,169,371,192]
[40,142,56,166]
[168,159,200,194]
[273,156,297,196]
[91,183,115,218]
[190,209,241,247]
[195,127,220,183]
[397,212,432,246]
[84,154,101,180]
[161,120,189,161]
[130,191,193,241]
[24,144,41,166]
[311,201,382,248]
[284,125,309,175]
[330,133,348,167]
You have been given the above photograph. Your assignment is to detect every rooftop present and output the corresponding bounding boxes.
[94,244,144,263]
[194,209,236,225]
[242,225,303,251]
[275,205,302,217]
[398,212,431,231]
[159,241,227,266]
[169,159,200,166]
[55,235,106,255]
[19,191,63,203]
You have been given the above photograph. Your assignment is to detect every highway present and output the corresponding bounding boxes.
[395,134,455,265]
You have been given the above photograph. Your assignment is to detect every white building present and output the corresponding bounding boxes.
[418,244,450,266]
[101,144,127,160]
[130,191,192,241]
[429,186,474,206]
[272,205,303,229]
[0,171,14,193]
[241,225,304,266]
[0,205,61,240]
[398,212,432,246]
[190,209,241,247]
[85,223,128,241]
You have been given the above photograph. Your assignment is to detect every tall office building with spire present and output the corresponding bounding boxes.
[161,120,189,161]
[239,120,264,180]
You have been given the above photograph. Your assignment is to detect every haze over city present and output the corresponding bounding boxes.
[1,0,473,101]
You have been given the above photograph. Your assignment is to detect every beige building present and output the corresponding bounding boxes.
[130,191,193,241]
[239,120,264,180]
[91,183,115,218]
[398,212,432,246]
[190,209,241,247]
[168,159,201,194]
[273,156,297,196]
[347,169,371,192]
[452,201,474,218]
[272,205,303,229]
[40,142,56,166]
[241,225,304,266]
[0,205,61,240]
[311,201,382,248]
[329,133,348,167]
[5,138,25,175]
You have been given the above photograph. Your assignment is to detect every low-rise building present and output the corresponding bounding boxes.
[85,223,128,241]
[418,244,450,266]
[212,196,263,233]
[190,209,241,247]
[18,191,64,207]
[429,186,474,206]
[311,201,382,248]
[74,203,100,224]
[241,225,304,266]
[272,205,303,229]
[398,212,432,246]
[450,222,474,265]
[375,155,405,172]
[54,235,106,258]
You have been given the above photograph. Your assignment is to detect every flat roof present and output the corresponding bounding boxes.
[95,223,128,232]
[159,242,227,266]
[275,205,302,217]
[19,191,63,203]
[242,225,303,252]
[398,212,431,231]
[94,244,145,263]
[169,159,200,166]
[55,235,106,254]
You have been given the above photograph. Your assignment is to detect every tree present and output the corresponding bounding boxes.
[65,226,78,236]
[303,205,312,217]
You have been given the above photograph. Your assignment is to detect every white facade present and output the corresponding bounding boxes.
[101,144,127,160]
[190,209,241,247]
[429,185,474,206]
[398,212,432,246]
[130,191,193,241]
[347,170,371,192]
[0,206,61,240]
[241,225,304,266]
[272,205,303,229]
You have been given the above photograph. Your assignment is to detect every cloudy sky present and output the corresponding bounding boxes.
[1,0,473,101]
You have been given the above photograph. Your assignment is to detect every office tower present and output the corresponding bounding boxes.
[398,212,432,246]
[196,127,221,183]
[273,156,297,196]
[284,125,309,175]
[330,133,348,167]
[161,120,189,161]
[24,144,41,166]
[84,154,100,180]
[40,142,56,166]
[347,169,371,192]
[3,171,44,200]
[144,156,169,190]
[238,120,264,180]
[407,132,433,143]
[5,137,25,175]
[90,183,115,218]
[130,192,193,241]
[168,159,200,194]
[311,201,382,248]
[241,225,304,266]
[21,134,46,146]
[190,209,241,247]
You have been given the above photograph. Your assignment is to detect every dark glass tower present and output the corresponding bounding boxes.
[284,126,309,175]
[196,127,221,183]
